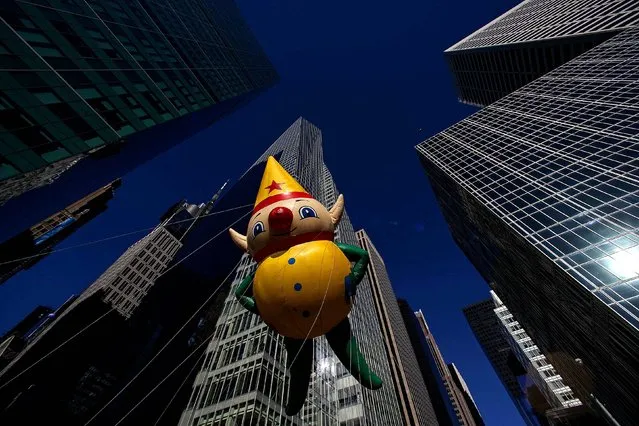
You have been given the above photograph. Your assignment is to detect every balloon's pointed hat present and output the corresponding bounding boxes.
[253,156,313,214]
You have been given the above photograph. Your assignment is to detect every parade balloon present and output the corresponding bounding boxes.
[229,156,382,416]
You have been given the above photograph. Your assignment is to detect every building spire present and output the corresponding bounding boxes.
[203,179,230,215]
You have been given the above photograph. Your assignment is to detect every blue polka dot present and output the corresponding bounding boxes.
[288,257,296,265]
[294,283,302,291]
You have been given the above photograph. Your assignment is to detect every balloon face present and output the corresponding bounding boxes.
[246,198,336,261]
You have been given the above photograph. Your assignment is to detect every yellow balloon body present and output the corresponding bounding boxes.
[253,240,352,339]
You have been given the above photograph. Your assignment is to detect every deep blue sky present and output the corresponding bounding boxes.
[0,0,526,424]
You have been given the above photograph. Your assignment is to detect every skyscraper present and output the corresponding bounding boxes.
[445,0,639,106]
[410,307,483,426]
[0,178,121,285]
[355,229,438,426]
[463,299,537,425]
[0,305,52,369]
[417,23,639,424]
[397,299,458,426]
[179,118,402,426]
[0,0,277,226]
[446,364,483,426]
[464,291,595,426]
[98,199,208,318]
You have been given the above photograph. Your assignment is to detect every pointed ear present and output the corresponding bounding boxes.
[329,194,345,225]
[229,228,248,252]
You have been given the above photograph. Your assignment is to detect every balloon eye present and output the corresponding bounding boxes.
[299,206,317,219]
[253,221,265,237]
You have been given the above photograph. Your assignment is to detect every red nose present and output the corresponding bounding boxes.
[268,207,293,233]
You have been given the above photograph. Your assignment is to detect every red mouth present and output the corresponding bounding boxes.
[253,231,334,263]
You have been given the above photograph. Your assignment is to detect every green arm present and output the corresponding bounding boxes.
[337,243,370,298]
[235,272,259,314]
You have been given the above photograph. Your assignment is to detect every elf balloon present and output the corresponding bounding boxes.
[229,156,382,415]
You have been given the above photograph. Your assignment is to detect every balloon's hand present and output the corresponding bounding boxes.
[235,272,259,315]
[345,273,357,301]
[238,295,259,315]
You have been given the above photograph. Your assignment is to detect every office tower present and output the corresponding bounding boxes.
[397,299,480,426]
[445,0,639,106]
[0,178,121,285]
[446,364,483,426]
[463,299,539,425]
[0,0,278,227]
[413,307,482,426]
[355,229,438,426]
[0,286,123,423]
[97,200,206,318]
[463,293,601,425]
[488,292,584,418]
[179,118,402,426]
[0,306,52,368]
[417,25,639,424]
[397,300,457,426]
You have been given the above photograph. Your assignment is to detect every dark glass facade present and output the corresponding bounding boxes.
[0,0,277,213]
[0,291,129,425]
[418,29,639,425]
[445,0,638,106]
[0,306,52,369]
[446,32,615,107]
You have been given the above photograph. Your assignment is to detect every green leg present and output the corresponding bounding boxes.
[283,337,313,416]
[325,318,382,390]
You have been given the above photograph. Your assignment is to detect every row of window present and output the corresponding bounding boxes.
[194,361,287,410]
[190,398,299,426]
[454,0,634,50]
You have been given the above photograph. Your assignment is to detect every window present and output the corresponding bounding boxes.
[18,31,49,44]
[34,46,63,57]
[32,91,61,105]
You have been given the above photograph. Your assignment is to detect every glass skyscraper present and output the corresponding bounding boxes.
[355,229,438,426]
[179,118,402,426]
[0,0,277,221]
[445,0,639,106]
[417,27,639,425]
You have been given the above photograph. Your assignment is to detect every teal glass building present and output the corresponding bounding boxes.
[0,0,277,218]
[418,27,639,425]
